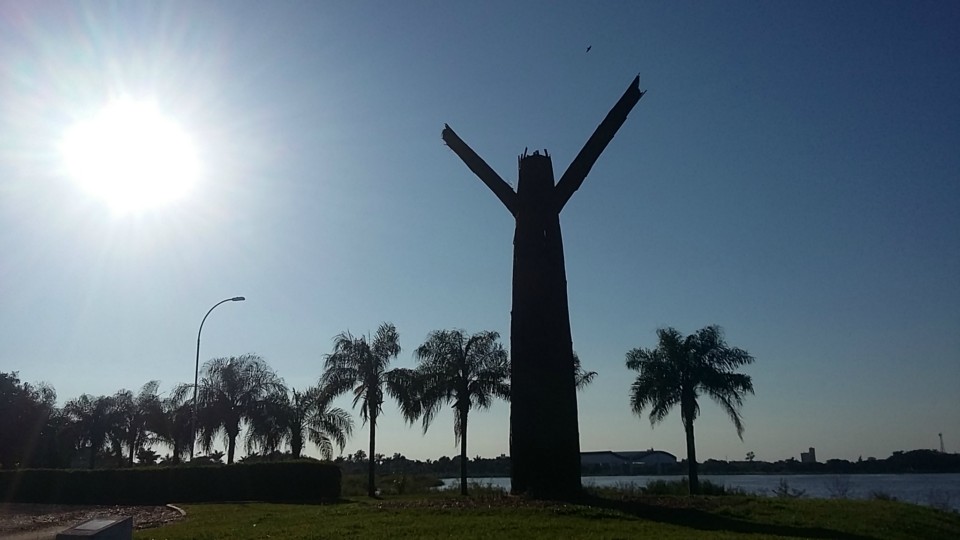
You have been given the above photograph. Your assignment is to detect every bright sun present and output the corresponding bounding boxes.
[61,98,199,213]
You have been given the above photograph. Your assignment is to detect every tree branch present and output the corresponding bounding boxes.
[555,75,644,213]
[442,124,518,216]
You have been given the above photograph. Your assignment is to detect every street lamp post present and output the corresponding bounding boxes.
[190,296,245,461]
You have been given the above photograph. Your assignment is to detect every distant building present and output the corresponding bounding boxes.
[581,449,677,473]
[800,447,817,463]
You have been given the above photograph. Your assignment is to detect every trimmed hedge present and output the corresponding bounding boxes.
[0,461,340,504]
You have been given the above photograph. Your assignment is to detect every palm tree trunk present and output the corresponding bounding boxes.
[510,153,581,499]
[368,416,377,497]
[459,407,469,496]
[227,434,236,464]
[292,437,302,459]
[684,419,699,495]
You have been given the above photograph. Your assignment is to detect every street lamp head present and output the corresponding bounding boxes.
[231,296,246,302]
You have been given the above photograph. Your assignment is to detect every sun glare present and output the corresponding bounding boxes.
[61,99,199,213]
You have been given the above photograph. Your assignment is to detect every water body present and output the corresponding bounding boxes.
[439,473,960,511]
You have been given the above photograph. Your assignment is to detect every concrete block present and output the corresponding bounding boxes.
[56,516,133,539]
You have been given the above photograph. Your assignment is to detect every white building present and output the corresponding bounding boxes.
[581,449,677,470]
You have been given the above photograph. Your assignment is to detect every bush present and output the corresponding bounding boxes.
[824,475,852,498]
[585,478,740,497]
[870,490,897,502]
[341,473,442,496]
[772,478,806,498]
[643,478,734,496]
[0,461,340,504]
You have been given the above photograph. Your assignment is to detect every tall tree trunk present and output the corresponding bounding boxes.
[459,407,469,496]
[510,153,581,499]
[291,434,303,459]
[684,417,699,495]
[172,441,181,464]
[227,433,236,464]
[442,77,642,501]
[368,412,377,497]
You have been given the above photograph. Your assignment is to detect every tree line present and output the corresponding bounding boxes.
[1,323,754,496]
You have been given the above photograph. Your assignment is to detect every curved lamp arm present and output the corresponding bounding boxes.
[190,296,245,459]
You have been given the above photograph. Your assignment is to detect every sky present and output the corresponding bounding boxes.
[1,1,958,464]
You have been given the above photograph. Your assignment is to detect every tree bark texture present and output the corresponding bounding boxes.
[442,76,643,499]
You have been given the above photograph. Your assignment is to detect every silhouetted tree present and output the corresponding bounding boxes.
[405,329,510,495]
[442,77,643,498]
[63,394,117,469]
[321,322,404,497]
[246,385,353,460]
[178,354,285,464]
[111,381,161,466]
[573,352,597,390]
[0,372,57,469]
[626,325,754,494]
[148,390,193,464]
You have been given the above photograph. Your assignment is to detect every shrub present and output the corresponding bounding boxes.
[584,480,739,499]
[0,461,340,504]
[772,478,806,498]
[870,490,897,502]
[341,473,442,496]
[643,478,743,496]
[824,475,852,498]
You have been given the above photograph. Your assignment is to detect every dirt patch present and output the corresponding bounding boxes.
[0,503,184,538]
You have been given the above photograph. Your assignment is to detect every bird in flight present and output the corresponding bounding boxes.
[586,45,592,53]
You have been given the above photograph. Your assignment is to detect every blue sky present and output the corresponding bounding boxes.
[1,1,957,463]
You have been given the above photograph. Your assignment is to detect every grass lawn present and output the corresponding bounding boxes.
[135,492,960,540]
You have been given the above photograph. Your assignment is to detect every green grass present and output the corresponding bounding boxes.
[135,493,960,540]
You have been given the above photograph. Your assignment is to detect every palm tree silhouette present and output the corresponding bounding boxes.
[573,352,597,390]
[406,329,510,495]
[148,390,193,464]
[63,393,116,469]
[246,385,353,460]
[321,322,403,497]
[111,381,161,466]
[626,325,754,494]
[178,354,286,464]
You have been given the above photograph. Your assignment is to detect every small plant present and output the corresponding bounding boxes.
[869,490,897,502]
[465,481,509,500]
[643,478,734,496]
[925,488,954,512]
[824,475,852,499]
[394,474,408,495]
[772,478,806,498]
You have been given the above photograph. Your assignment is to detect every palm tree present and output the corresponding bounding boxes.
[63,394,117,469]
[111,381,161,466]
[626,325,754,494]
[321,322,404,497]
[179,354,286,464]
[573,352,597,390]
[246,385,354,460]
[147,390,193,465]
[407,329,510,495]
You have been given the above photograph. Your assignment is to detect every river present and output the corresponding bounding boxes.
[438,473,960,511]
